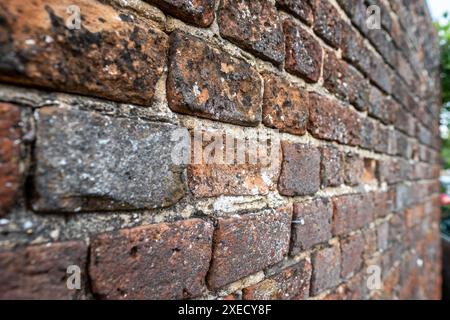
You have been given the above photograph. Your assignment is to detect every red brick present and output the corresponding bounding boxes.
[276,0,313,25]
[310,0,343,48]
[308,93,361,146]
[311,244,341,295]
[332,194,365,236]
[218,0,285,65]
[320,145,344,187]
[368,86,397,125]
[0,0,168,106]
[242,259,311,300]
[0,103,22,216]
[262,73,309,135]
[207,207,292,289]
[283,17,322,82]
[146,0,215,27]
[0,241,87,299]
[323,51,370,111]
[90,219,213,299]
[278,142,320,196]
[340,233,364,279]
[167,31,262,126]
[343,152,364,186]
[290,198,333,254]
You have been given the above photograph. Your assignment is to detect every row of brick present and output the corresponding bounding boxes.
[0,0,439,141]
[0,102,439,214]
[0,191,439,299]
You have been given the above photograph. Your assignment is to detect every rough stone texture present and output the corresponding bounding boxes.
[218,0,285,65]
[311,0,343,48]
[207,207,292,289]
[0,103,22,216]
[283,17,323,82]
[290,198,333,255]
[332,194,366,236]
[33,107,185,212]
[262,73,309,135]
[242,259,312,300]
[167,31,262,126]
[276,0,313,25]
[90,219,213,299]
[340,233,364,279]
[0,241,88,299]
[278,142,321,196]
[311,244,341,295]
[146,0,215,27]
[0,0,168,106]
[308,93,361,146]
[343,152,364,186]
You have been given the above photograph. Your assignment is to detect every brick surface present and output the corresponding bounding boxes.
[167,31,262,126]
[340,233,365,279]
[218,0,285,65]
[308,93,361,146]
[343,152,364,186]
[242,259,311,300]
[146,0,215,27]
[332,194,366,236]
[320,145,344,187]
[0,0,168,106]
[311,244,341,295]
[90,219,213,299]
[0,241,87,299]
[290,198,333,254]
[262,73,309,135]
[311,0,343,48]
[207,207,292,289]
[276,0,313,25]
[0,103,22,216]
[33,107,185,212]
[278,142,321,196]
[283,17,323,82]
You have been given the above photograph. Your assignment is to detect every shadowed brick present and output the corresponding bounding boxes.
[207,207,292,289]
[218,0,285,65]
[90,219,213,299]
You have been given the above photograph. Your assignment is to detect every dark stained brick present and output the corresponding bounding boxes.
[262,72,309,135]
[0,0,168,106]
[340,232,364,279]
[283,17,323,82]
[90,219,213,299]
[276,0,313,25]
[167,31,262,126]
[207,207,292,289]
[218,0,285,65]
[278,142,320,196]
[311,244,341,295]
[311,0,343,48]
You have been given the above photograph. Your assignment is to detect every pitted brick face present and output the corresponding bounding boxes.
[276,0,313,25]
[0,0,168,106]
[218,0,285,65]
[146,0,216,27]
[167,31,262,126]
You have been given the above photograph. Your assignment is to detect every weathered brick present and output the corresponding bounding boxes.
[332,194,366,236]
[367,28,398,68]
[0,0,168,106]
[340,22,372,76]
[320,145,344,187]
[368,86,397,125]
[0,241,87,299]
[283,17,323,82]
[340,233,364,279]
[278,142,320,196]
[90,219,213,299]
[343,152,364,186]
[262,73,309,135]
[146,0,215,27]
[311,0,343,48]
[323,51,369,111]
[33,107,185,212]
[218,0,285,65]
[167,31,262,126]
[276,0,313,25]
[207,207,292,289]
[242,259,311,300]
[308,93,361,146]
[0,103,22,216]
[290,198,333,255]
[311,244,341,295]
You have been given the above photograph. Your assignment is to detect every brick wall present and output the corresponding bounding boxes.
[0,0,442,300]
